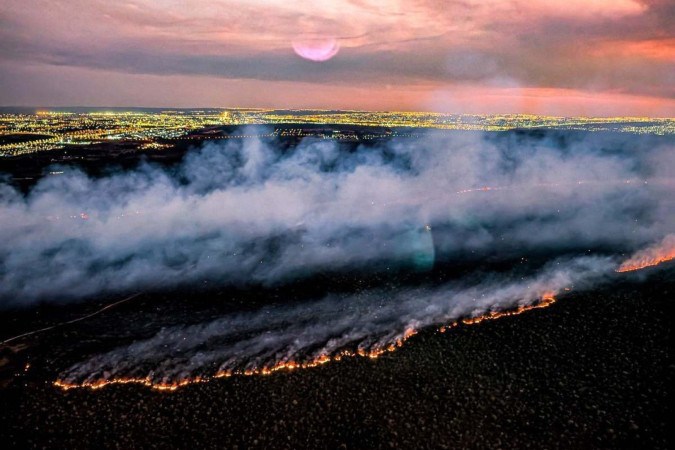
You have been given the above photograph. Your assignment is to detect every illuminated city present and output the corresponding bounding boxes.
[1,109,673,157]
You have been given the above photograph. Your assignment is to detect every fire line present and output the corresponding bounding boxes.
[53,293,557,392]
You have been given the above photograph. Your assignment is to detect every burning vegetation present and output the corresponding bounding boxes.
[54,293,559,392]
[617,235,675,272]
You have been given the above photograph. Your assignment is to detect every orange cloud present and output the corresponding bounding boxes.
[591,38,675,60]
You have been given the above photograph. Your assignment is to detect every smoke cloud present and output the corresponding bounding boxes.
[1,128,673,386]
[1,129,673,305]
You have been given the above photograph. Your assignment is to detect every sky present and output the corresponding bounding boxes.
[0,0,673,116]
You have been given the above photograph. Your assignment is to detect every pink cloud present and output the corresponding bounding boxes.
[0,0,672,115]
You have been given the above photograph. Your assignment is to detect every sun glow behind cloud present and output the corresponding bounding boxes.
[292,38,340,62]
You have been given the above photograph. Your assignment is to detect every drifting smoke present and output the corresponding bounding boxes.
[617,234,675,272]
[1,128,673,388]
[57,255,612,388]
[1,128,673,305]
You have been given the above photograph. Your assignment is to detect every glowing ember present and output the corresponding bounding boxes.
[617,234,675,272]
[460,293,557,325]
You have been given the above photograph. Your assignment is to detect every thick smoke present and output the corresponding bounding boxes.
[1,129,672,305]
[2,128,674,385]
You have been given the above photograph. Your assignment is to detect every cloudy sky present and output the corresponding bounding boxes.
[0,0,673,115]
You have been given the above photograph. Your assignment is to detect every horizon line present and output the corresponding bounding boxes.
[0,105,673,120]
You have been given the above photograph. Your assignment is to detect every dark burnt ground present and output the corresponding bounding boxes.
[0,269,672,450]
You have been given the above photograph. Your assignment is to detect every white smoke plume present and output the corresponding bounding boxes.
[1,129,672,305]
[1,128,673,386]
[617,234,675,272]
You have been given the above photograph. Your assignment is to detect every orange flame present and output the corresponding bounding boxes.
[53,293,558,392]
[617,235,675,272]
[460,293,556,325]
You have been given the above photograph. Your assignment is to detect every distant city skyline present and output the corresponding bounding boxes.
[1,0,673,116]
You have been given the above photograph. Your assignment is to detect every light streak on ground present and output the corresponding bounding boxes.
[1,293,143,347]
